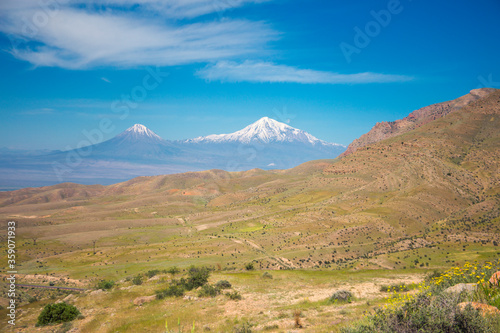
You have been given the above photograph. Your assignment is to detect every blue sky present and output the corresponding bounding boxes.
[1,0,499,150]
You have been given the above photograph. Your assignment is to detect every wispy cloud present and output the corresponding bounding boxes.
[197,61,413,84]
[19,108,57,115]
[95,0,271,19]
[101,77,111,83]
[0,1,277,69]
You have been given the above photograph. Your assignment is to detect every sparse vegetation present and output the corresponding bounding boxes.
[225,290,242,300]
[245,263,255,271]
[233,321,253,333]
[293,309,303,328]
[328,290,353,304]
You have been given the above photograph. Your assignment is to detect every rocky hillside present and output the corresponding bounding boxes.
[341,88,497,157]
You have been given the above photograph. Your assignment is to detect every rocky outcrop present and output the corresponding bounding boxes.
[443,283,477,294]
[489,271,500,286]
[457,302,500,316]
[133,295,156,306]
[341,88,498,157]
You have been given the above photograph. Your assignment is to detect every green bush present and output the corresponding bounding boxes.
[96,280,114,290]
[146,270,160,278]
[156,284,185,299]
[198,284,221,298]
[36,302,80,326]
[166,266,180,275]
[329,290,353,304]
[132,275,143,285]
[215,280,232,289]
[245,263,255,271]
[183,266,210,290]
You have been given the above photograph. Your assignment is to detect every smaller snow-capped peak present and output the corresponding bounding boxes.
[187,117,344,147]
[117,124,164,142]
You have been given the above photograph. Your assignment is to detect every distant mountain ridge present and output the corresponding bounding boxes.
[341,88,497,157]
[0,117,345,189]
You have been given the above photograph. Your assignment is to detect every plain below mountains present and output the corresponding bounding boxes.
[0,117,345,189]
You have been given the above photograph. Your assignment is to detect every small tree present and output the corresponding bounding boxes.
[132,275,143,285]
[96,280,114,290]
[36,303,80,326]
[183,266,210,290]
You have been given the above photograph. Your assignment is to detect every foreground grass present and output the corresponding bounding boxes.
[1,268,427,332]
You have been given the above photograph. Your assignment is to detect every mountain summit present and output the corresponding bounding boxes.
[187,117,343,146]
[115,124,164,143]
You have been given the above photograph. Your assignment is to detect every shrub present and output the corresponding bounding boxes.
[96,280,114,290]
[329,290,353,304]
[215,280,232,289]
[183,266,210,290]
[343,293,492,333]
[156,284,185,299]
[293,309,303,328]
[198,284,221,298]
[343,260,500,333]
[245,263,255,271]
[166,266,180,275]
[36,302,80,326]
[261,272,273,279]
[132,275,143,285]
[233,321,253,333]
[226,290,242,300]
[146,270,160,278]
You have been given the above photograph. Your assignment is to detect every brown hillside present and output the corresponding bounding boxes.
[0,89,498,273]
[341,88,497,157]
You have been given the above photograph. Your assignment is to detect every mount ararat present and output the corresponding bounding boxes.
[0,117,345,189]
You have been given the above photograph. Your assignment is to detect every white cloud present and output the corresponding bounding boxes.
[197,61,413,84]
[0,1,276,69]
[95,0,271,19]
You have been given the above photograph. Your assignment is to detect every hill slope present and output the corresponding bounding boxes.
[0,89,499,274]
[341,88,497,156]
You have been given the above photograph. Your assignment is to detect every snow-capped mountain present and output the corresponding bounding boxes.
[116,124,164,143]
[77,124,179,160]
[0,120,346,189]
[187,117,343,147]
